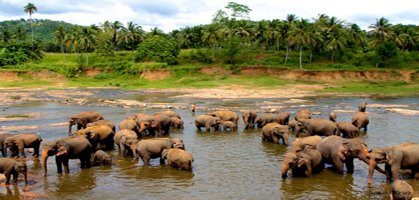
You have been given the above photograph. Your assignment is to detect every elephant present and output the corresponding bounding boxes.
[87,119,116,133]
[289,135,322,152]
[155,110,181,119]
[119,117,141,137]
[255,114,274,128]
[390,180,414,200]
[68,111,104,135]
[195,115,221,132]
[261,122,289,145]
[352,112,369,132]
[317,135,386,174]
[329,112,337,122]
[336,122,359,138]
[75,125,115,151]
[296,119,339,137]
[170,117,184,129]
[138,114,172,136]
[0,158,27,185]
[221,120,238,131]
[207,110,239,124]
[274,112,291,125]
[242,110,257,129]
[0,133,13,157]
[93,150,112,165]
[4,133,42,158]
[367,142,419,185]
[133,137,185,166]
[281,145,323,178]
[288,119,298,132]
[113,129,138,157]
[358,101,367,112]
[42,136,92,176]
[162,148,193,170]
[295,109,311,121]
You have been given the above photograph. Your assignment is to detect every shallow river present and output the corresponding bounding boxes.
[0,89,418,199]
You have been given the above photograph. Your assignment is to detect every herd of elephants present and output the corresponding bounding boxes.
[0,101,417,199]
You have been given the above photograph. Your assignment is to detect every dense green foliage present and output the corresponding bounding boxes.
[135,35,180,64]
[0,2,418,69]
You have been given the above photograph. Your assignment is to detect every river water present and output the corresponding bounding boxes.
[0,89,418,199]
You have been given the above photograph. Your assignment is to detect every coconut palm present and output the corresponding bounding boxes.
[202,23,221,59]
[24,3,37,49]
[284,14,298,64]
[120,21,145,61]
[54,25,66,53]
[368,17,394,48]
[77,27,97,65]
[110,21,123,50]
[288,18,311,69]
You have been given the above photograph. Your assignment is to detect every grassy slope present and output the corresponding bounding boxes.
[1,52,418,96]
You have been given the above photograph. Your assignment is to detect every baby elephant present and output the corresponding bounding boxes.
[93,150,112,166]
[391,180,414,200]
[162,148,194,170]
[261,123,289,145]
[281,146,323,178]
[221,120,238,131]
[0,158,27,185]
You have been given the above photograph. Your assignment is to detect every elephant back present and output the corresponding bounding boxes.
[58,136,92,157]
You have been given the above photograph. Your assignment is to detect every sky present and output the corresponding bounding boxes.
[1,0,418,33]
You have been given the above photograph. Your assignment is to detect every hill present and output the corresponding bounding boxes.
[0,19,78,43]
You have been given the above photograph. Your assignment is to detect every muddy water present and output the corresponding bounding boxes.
[0,90,418,199]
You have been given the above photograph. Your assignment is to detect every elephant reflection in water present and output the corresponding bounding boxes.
[43,169,96,195]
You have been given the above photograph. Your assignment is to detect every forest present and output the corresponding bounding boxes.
[0,2,418,71]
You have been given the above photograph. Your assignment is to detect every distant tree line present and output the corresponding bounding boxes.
[0,2,418,68]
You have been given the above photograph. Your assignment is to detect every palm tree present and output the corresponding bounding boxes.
[77,27,97,65]
[54,25,66,53]
[24,3,37,49]
[288,18,311,69]
[284,14,298,64]
[202,23,221,59]
[111,21,123,50]
[15,26,27,41]
[368,17,394,48]
[123,21,144,61]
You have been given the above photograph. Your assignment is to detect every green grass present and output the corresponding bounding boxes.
[1,51,418,96]
[321,81,419,96]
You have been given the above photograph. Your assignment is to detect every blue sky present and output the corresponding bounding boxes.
[1,0,418,32]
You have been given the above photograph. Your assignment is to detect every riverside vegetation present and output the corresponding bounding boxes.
[0,2,418,96]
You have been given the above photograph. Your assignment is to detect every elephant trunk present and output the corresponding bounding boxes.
[130,144,137,159]
[41,149,49,176]
[68,123,73,135]
[283,133,289,146]
[23,170,28,186]
[281,162,289,178]
[3,144,7,157]
[368,159,377,185]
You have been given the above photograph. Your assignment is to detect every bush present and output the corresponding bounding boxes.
[135,35,180,65]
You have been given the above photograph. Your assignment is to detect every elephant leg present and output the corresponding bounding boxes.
[56,157,63,173]
[120,144,125,156]
[62,158,70,173]
[345,158,355,174]
[12,171,18,184]
[332,156,344,173]
[160,157,165,165]
[19,147,26,158]
[5,173,12,185]
[385,163,392,182]
[34,143,40,157]
[77,124,82,130]
[272,136,279,143]
[391,164,401,182]
[140,155,150,166]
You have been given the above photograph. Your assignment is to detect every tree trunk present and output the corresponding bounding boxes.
[331,51,335,63]
[309,51,313,62]
[299,46,303,70]
[285,45,289,64]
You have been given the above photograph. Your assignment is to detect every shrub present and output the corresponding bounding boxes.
[135,35,180,65]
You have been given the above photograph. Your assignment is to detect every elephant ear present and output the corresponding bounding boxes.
[56,146,68,156]
[161,148,169,159]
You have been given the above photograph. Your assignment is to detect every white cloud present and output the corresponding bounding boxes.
[0,0,418,32]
